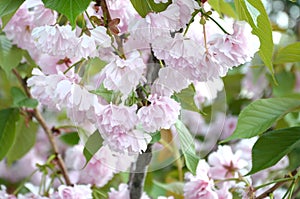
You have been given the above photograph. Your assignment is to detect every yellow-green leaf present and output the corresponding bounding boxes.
[274,42,300,64]
[235,0,274,76]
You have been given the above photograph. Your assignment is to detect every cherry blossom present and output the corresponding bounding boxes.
[65,145,117,187]
[101,51,146,101]
[96,104,151,153]
[32,25,78,58]
[184,160,218,199]
[108,183,150,199]
[208,145,248,179]
[137,94,181,133]
[151,67,190,97]
[53,184,92,199]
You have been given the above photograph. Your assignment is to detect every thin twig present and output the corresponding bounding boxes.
[99,0,126,59]
[13,69,72,186]
[255,169,298,199]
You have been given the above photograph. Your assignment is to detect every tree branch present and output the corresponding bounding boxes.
[99,0,126,59]
[128,145,152,199]
[13,69,72,186]
[255,169,298,199]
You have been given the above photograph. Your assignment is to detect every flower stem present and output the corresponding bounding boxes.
[13,69,72,186]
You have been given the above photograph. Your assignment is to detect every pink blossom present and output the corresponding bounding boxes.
[32,5,56,27]
[193,78,224,108]
[27,69,101,125]
[96,104,151,153]
[137,94,181,133]
[184,180,218,199]
[101,51,146,101]
[0,150,43,185]
[208,145,248,179]
[3,8,36,52]
[181,110,207,136]
[146,4,181,32]
[55,185,92,199]
[32,25,78,58]
[34,54,68,75]
[90,26,112,48]
[27,69,78,110]
[184,160,218,199]
[241,66,268,99]
[74,34,97,59]
[208,21,260,70]
[108,183,150,199]
[152,33,209,81]
[65,145,118,186]
[18,193,49,199]
[151,67,189,97]
[106,0,139,33]
[220,116,238,140]
[129,7,177,43]
[108,184,129,199]
[79,146,117,186]
[173,0,200,27]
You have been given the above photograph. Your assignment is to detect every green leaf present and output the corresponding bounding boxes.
[150,131,161,144]
[272,70,295,97]
[90,83,113,103]
[0,108,19,161]
[175,120,199,175]
[235,0,274,76]
[42,0,92,28]
[83,131,103,166]
[0,0,24,18]
[1,12,15,28]
[0,35,23,76]
[59,132,80,146]
[153,180,184,195]
[6,119,38,165]
[130,0,171,17]
[175,84,200,113]
[222,98,300,142]
[11,87,38,108]
[208,0,237,18]
[274,42,300,64]
[249,127,300,174]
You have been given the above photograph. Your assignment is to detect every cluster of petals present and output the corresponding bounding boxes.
[184,160,218,199]
[207,21,260,74]
[137,94,181,133]
[101,51,146,101]
[65,145,117,187]
[184,145,251,198]
[3,0,56,56]
[129,0,198,44]
[208,145,248,179]
[32,24,111,59]
[96,104,151,153]
[152,20,259,82]
[51,184,92,199]
[152,33,208,81]
[152,67,190,97]
[27,69,101,124]
[108,183,150,199]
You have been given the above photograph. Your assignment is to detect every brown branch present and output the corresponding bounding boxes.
[255,169,298,199]
[13,69,72,186]
[99,0,126,59]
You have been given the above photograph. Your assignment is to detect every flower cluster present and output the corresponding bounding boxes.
[0,0,273,198]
